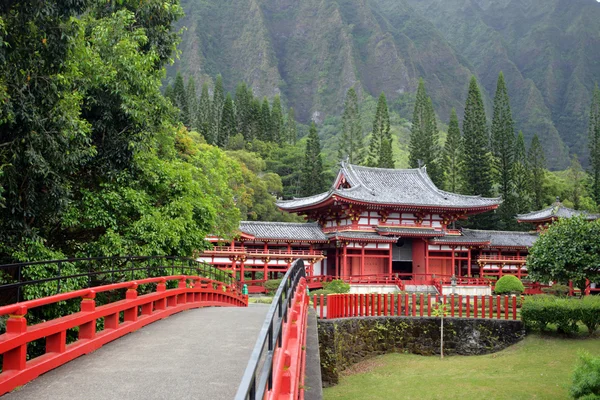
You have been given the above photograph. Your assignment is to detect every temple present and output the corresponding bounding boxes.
[199,162,555,293]
[516,198,600,231]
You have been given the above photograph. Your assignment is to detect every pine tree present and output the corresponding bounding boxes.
[164,84,175,104]
[259,97,272,141]
[409,79,441,184]
[338,87,363,164]
[285,107,297,145]
[219,93,236,148]
[248,98,262,142]
[271,95,284,144]
[186,76,197,130]
[568,154,585,210]
[367,92,394,168]
[528,134,546,209]
[491,72,516,229]
[173,72,189,126]
[197,82,213,143]
[300,122,325,196]
[588,84,600,206]
[443,108,462,192]
[461,76,493,197]
[212,74,225,145]
[512,131,532,213]
[235,82,252,140]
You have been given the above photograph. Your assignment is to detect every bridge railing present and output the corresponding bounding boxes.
[0,255,237,305]
[313,293,521,321]
[0,274,248,396]
[236,259,309,400]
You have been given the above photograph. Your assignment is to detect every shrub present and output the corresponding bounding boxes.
[310,289,334,297]
[578,297,600,335]
[570,352,600,399]
[264,278,283,295]
[494,275,525,294]
[323,279,350,294]
[542,284,571,297]
[521,296,600,335]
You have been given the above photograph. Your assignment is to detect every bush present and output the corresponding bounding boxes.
[264,278,283,295]
[542,284,571,297]
[323,279,350,294]
[310,289,334,297]
[521,296,600,335]
[570,352,600,399]
[494,275,525,294]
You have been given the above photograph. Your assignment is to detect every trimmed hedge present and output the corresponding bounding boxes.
[570,352,600,399]
[521,295,600,335]
[264,279,282,295]
[541,284,570,297]
[323,279,350,294]
[494,275,525,294]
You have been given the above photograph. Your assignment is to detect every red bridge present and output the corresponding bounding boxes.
[0,257,312,400]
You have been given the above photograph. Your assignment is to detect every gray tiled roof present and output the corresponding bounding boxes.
[516,202,600,222]
[239,221,328,242]
[377,227,445,236]
[277,162,501,210]
[462,229,538,248]
[327,231,398,242]
[431,235,490,245]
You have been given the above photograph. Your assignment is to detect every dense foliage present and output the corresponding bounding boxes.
[493,276,524,295]
[527,216,600,293]
[521,296,600,335]
[570,352,600,400]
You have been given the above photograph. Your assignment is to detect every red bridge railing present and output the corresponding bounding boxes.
[312,293,520,321]
[0,275,248,396]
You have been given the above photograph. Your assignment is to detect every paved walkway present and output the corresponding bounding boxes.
[5,304,270,400]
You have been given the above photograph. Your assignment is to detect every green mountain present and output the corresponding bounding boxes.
[171,0,600,169]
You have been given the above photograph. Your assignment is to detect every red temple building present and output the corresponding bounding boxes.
[199,162,547,293]
[516,198,600,231]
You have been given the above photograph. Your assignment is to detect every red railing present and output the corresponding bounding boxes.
[204,247,324,257]
[0,275,248,396]
[314,293,520,321]
[477,255,527,263]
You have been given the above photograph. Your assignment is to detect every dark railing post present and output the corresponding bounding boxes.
[57,261,62,294]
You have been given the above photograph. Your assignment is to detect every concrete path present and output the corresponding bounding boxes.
[5,304,270,400]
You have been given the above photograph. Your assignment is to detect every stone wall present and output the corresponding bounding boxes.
[318,316,525,386]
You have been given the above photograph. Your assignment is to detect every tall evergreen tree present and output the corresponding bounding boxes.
[197,82,213,143]
[235,82,252,140]
[338,87,363,164]
[528,134,546,209]
[173,72,189,126]
[212,74,225,145]
[588,83,600,206]
[409,79,441,184]
[367,92,394,168]
[568,154,585,210]
[271,95,284,144]
[259,97,272,141]
[491,72,517,229]
[443,108,462,192]
[219,93,236,148]
[461,76,493,197]
[285,107,297,145]
[300,123,325,196]
[185,76,197,130]
[248,98,262,142]
[512,131,532,213]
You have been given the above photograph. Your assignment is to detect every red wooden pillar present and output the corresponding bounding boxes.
[342,242,348,278]
[388,243,393,277]
[239,257,245,282]
[467,247,472,277]
[360,243,365,277]
[451,246,456,277]
[424,239,430,280]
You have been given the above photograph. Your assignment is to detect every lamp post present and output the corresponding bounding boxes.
[451,274,457,296]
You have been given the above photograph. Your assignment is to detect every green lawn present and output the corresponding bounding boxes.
[323,334,600,400]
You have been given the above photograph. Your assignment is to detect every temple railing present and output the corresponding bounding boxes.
[0,255,238,306]
[236,259,309,400]
[313,293,520,321]
[0,275,248,396]
[203,247,324,258]
[477,255,527,263]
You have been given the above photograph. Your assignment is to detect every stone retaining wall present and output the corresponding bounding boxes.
[318,316,525,386]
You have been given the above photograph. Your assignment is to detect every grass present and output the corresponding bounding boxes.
[323,333,600,400]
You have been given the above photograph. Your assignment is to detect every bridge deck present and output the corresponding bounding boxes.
[4,304,270,400]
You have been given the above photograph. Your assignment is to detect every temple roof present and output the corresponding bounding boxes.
[376,227,445,237]
[327,231,399,243]
[516,201,600,223]
[431,229,538,248]
[277,162,501,211]
[238,221,328,242]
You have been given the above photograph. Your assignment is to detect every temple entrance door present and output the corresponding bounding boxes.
[393,239,413,279]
